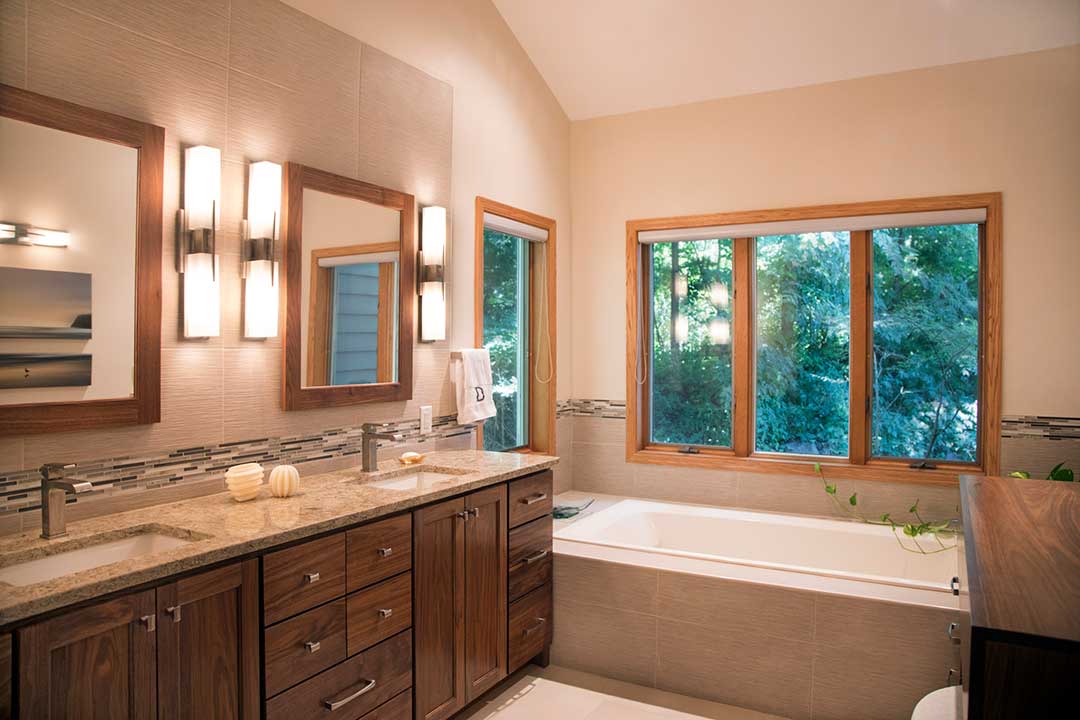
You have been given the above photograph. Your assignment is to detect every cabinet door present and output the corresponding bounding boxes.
[1,633,11,719]
[413,496,466,720]
[18,589,157,720]
[464,484,507,701]
[157,560,260,720]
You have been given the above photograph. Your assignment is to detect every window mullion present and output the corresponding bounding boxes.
[732,237,753,457]
[849,230,872,465]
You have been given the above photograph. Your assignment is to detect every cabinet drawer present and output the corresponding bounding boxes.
[265,598,347,697]
[266,630,413,720]
[508,584,552,674]
[508,516,552,602]
[264,532,347,624]
[347,572,412,656]
[358,690,411,720]
[347,514,412,593]
[508,471,553,528]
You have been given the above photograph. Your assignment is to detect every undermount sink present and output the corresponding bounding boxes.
[361,465,470,491]
[0,526,201,587]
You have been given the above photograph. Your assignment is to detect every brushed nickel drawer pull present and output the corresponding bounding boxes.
[523,617,547,636]
[378,608,393,619]
[304,572,320,584]
[523,549,550,565]
[140,614,156,633]
[456,510,469,520]
[378,546,393,557]
[468,507,480,518]
[305,640,321,654]
[322,678,377,711]
[166,605,182,623]
[522,493,547,505]
[949,576,960,596]
[946,622,960,642]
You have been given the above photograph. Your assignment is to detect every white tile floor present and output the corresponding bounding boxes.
[458,665,784,720]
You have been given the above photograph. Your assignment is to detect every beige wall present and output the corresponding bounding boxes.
[0,0,570,471]
[570,45,1080,418]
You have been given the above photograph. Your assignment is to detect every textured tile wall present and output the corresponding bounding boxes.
[0,1,455,493]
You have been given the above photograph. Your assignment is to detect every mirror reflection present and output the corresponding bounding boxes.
[301,188,401,388]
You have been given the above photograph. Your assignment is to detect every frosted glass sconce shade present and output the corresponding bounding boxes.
[183,252,220,338]
[244,259,278,339]
[243,160,281,339]
[179,145,221,338]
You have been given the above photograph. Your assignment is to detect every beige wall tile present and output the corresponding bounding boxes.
[0,437,24,473]
[735,470,842,518]
[571,441,633,494]
[656,571,815,643]
[226,68,357,178]
[656,618,813,719]
[552,415,573,493]
[812,594,960,720]
[57,0,228,63]
[552,599,657,687]
[554,554,658,615]
[633,463,738,507]
[28,0,227,149]
[0,513,20,537]
[0,0,25,87]
[357,44,452,207]
[572,415,624,445]
[1002,435,1080,480]
[852,479,961,528]
[435,432,474,452]
[229,0,357,94]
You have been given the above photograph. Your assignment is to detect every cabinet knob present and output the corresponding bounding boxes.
[304,572,321,584]
[378,608,393,619]
[378,546,393,558]
[305,640,321,654]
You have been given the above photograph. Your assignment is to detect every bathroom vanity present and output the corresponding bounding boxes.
[0,452,555,720]
[959,474,1079,718]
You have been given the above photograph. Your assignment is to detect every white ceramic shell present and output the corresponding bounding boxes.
[225,463,264,502]
[268,464,300,498]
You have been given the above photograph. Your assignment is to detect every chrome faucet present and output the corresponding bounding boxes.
[361,424,404,472]
[39,463,93,539]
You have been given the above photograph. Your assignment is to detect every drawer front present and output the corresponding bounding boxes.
[347,572,412,656]
[266,630,413,720]
[508,516,552,602]
[347,514,412,593]
[264,532,347,624]
[358,690,411,720]
[508,471,553,528]
[265,598,348,697]
[508,584,552,674]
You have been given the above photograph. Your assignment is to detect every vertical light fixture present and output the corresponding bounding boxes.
[179,145,221,338]
[242,160,281,339]
[418,205,446,342]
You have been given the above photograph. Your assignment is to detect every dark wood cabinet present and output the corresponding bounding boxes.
[157,560,260,720]
[17,588,158,720]
[414,496,467,720]
[1,633,12,720]
[463,485,508,702]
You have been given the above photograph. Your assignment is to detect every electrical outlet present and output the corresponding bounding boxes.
[419,405,433,435]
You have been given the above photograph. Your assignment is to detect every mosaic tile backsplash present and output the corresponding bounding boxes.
[0,415,475,521]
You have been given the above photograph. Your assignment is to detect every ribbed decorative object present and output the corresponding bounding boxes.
[268,464,300,498]
[225,462,264,502]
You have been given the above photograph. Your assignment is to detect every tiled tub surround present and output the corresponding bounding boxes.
[0,449,557,626]
[550,496,962,720]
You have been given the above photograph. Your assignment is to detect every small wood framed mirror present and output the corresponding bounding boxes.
[0,84,163,435]
[281,163,415,410]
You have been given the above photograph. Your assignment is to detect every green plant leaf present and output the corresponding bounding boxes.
[814,462,822,474]
[903,524,918,537]
[908,500,919,514]
[1009,471,1031,479]
[1047,462,1074,482]
[825,484,836,495]
[849,493,858,506]
[880,513,891,523]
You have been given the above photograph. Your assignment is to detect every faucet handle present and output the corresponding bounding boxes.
[39,462,77,479]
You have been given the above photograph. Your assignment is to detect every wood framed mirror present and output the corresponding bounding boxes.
[0,84,163,435]
[282,163,415,410]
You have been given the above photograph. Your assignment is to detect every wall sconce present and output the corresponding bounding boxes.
[178,145,221,338]
[418,205,446,342]
[0,222,70,247]
[241,160,281,339]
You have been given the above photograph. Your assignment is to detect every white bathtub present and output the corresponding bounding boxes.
[554,496,961,609]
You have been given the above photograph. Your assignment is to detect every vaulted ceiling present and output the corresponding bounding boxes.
[493,0,1080,120]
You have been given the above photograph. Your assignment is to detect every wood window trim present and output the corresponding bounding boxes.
[306,242,399,386]
[0,84,164,435]
[626,192,1003,486]
[474,197,557,455]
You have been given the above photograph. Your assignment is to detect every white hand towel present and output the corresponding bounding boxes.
[452,348,497,425]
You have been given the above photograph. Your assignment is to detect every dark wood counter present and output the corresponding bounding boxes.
[960,474,1080,718]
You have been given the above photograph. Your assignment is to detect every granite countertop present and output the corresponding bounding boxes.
[0,450,558,627]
